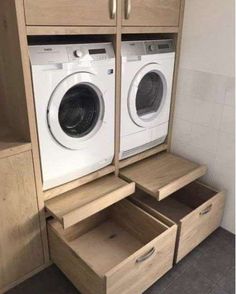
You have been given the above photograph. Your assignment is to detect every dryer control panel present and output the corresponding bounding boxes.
[121,39,175,57]
[29,43,115,65]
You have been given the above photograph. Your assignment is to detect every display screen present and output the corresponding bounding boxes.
[89,48,106,55]
[158,44,169,49]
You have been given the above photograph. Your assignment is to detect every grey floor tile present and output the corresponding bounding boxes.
[6,265,79,294]
[208,284,229,294]
[145,258,191,294]
[217,265,235,294]
[161,266,214,294]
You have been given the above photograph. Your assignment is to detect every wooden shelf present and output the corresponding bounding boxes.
[122,26,179,34]
[45,174,135,229]
[120,153,207,201]
[26,26,117,36]
[0,126,31,159]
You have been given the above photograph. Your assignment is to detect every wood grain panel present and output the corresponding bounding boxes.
[122,0,181,27]
[0,151,44,290]
[46,175,135,228]
[120,153,207,200]
[24,0,116,26]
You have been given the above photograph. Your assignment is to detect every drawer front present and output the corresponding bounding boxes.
[122,0,181,27]
[106,226,177,294]
[177,191,225,262]
[24,0,116,26]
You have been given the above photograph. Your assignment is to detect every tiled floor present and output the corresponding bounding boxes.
[7,228,235,294]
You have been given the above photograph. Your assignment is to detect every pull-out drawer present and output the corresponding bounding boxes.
[48,200,177,294]
[24,0,116,26]
[46,175,135,229]
[131,182,225,263]
[120,153,207,201]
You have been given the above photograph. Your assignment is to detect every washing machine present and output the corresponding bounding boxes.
[29,43,115,190]
[120,39,175,159]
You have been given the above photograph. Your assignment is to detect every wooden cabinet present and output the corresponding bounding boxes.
[0,151,44,290]
[24,0,182,29]
[48,200,177,294]
[24,0,117,26]
[122,0,181,27]
[131,182,225,263]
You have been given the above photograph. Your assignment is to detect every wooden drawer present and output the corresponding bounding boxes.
[46,175,135,229]
[48,200,177,294]
[24,0,116,26]
[120,153,207,201]
[131,182,225,263]
[122,0,181,27]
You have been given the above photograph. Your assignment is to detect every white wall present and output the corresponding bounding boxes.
[171,0,235,233]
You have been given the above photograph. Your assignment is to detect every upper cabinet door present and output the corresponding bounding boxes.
[24,0,117,26]
[122,0,181,27]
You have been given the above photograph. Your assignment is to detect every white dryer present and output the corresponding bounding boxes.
[29,43,115,190]
[120,39,175,159]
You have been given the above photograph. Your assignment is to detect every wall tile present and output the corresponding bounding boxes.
[220,105,235,135]
[225,77,235,106]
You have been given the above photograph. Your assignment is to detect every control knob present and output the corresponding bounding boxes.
[74,50,83,58]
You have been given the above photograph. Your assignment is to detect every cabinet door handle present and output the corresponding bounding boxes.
[125,0,131,19]
[200,204,213,216]
[110,0,116,19]
[136,247,156,263]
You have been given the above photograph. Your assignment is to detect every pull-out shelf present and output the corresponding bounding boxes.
[120,153,207,201]
[48,200,177,294]
[131,182,225,262]
[46,175,135,229]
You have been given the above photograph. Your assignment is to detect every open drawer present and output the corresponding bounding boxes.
[48,200,177,294]
[120,152,207,201]
[131,182,225,263]
[45,175,135,229]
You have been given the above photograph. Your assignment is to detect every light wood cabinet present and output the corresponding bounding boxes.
[122,0,181,27]
[24,0,117,26]
[0,151,44,290]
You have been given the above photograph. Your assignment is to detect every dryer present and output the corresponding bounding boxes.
[29,43,115,190]
[120,40,175,159]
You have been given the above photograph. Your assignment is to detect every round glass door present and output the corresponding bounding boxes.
[136,72,164,117]
[47,72,105,150]
[128,64,167,128]
[59,84,100,138]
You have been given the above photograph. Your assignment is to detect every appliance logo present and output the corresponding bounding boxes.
[44,48,53,52]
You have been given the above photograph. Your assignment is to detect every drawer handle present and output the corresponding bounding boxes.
[125,0,131,19]
[110,0,116,19]
[200,204,213,216]
[136,247,156,263]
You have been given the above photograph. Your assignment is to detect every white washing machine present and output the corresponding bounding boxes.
[29,43,115,190]
[120,39,175,159]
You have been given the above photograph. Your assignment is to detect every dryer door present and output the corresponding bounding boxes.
[47,72,105,150]
[128,63,167,128]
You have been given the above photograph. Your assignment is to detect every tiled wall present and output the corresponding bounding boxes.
[171,0,235,233]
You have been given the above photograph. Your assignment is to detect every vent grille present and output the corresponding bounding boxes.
[121,137,166,159]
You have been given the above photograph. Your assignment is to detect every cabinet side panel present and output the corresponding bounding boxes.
[0,151,44,289]
[0,0,30,140]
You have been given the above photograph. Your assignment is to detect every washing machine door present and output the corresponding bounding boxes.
[128,63,167,128]
[47,72,105,150]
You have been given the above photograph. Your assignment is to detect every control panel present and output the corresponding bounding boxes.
[121,39,175,57]
[29,43,115,65]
